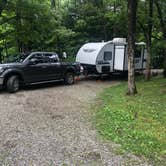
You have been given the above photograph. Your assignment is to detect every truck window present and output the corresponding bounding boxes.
[43,53,59,63]
[30,54,45,63]
[104,52,112,61]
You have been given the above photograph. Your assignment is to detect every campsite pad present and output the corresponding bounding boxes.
[0,78,150,165]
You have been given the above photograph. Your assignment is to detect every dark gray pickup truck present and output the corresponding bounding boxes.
[0,52,80,93]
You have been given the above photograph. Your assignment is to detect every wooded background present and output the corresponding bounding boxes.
[0,0,165,69]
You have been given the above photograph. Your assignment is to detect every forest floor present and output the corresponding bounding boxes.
[0,76,150,166]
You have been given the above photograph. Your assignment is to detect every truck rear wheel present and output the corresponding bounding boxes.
[6,75,19,93]
[64,72,74,85]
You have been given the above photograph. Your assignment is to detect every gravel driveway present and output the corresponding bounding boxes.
[0,77,149,166]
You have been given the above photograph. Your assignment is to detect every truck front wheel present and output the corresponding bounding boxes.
[6,75,20,93]
[64,72,74,85]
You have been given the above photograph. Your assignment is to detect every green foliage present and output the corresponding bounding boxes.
[95,77,166,165]
[0,0,165,66]
[137,0,165,68]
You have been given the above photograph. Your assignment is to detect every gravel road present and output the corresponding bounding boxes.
[0,77,149,166]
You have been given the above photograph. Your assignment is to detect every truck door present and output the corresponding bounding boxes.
[43,53,63,80]
[24,53,49,83]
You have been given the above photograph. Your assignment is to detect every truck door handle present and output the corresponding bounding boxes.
[42,66,47,68]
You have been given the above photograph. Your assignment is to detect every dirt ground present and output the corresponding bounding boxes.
[0,77,150,166]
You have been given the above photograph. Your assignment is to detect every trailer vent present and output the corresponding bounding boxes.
[102,66,110,73]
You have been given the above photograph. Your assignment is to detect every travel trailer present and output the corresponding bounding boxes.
[76,38,147,75]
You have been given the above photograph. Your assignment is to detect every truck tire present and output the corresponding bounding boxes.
[6,75,19,93]
[64,72,74,85]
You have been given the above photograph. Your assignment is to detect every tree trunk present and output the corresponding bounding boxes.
[0,7,2,16]
[57,0,60,9]
[113,1,116,37]
[0,47,3,63]
[3,39,8,57]
[127,0,138,95]
[16,3,22,52]
[0,55,2,63]
[51,0,56,9]
[155,0,166,77]
[145,45,151,80]
[145,0,153,80]
[163,41,166,77]
[0,0,7,16]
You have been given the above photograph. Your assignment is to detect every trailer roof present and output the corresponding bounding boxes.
[76,40,146,65]
[76,42,110,65]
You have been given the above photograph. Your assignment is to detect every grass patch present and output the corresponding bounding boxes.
[95,77,166,164]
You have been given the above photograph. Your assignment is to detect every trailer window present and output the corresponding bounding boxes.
[104,52,112,61]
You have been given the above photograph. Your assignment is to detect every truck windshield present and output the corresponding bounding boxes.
[2,53,30,63]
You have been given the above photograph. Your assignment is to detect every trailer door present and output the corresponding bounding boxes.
[114,45,125,71]
[134,45,144,69]
[143,48,147,69]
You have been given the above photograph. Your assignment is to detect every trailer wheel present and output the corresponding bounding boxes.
[64,72,74,85]
[6,75,20,93]
[83,70,89,78]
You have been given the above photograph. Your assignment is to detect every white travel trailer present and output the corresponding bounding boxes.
[76,38,146,75]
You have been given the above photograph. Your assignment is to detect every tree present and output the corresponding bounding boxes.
[0,0,165,66]
[51,0,56,8]
[0,0,7,15]
[155,0,166,77]
[0,0,8,62]
[127,0,138,95]
[0,0,59,54]
[145,0,154,80]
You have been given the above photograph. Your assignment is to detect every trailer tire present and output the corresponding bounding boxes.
[83,70,89,78]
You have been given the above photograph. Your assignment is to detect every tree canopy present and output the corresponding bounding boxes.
[0,0,165,68]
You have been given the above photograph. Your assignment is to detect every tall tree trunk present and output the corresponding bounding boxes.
[145,0,153,80]
[51,0,56,9]
[127,0,138,95]
[0,0,7,62]
[146,46,151,80]
[4,39,8,56]
[0,7,2,16]
[57,0,60,9]
[155,0,166,77]
[16,3,22,52]
[0,47,3,63]
[0,0,7,16]
[112,1,116,37]
[164,49,166,77]
[75,0,77,8]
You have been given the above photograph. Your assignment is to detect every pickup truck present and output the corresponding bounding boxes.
[0,52,80,93]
